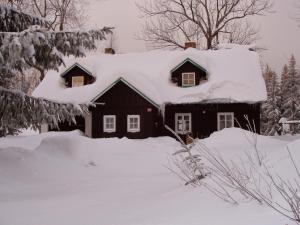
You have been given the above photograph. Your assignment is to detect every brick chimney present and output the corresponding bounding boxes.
[184,42,197,49]
[104,48,115,54]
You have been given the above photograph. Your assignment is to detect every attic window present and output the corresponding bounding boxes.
[72,76,84,87]
[182,73,195,87]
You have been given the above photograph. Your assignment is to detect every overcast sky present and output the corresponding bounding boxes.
[87,0,300,74]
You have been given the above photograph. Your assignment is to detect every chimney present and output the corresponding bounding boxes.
[104,48,115,54]
[184,42,196,50]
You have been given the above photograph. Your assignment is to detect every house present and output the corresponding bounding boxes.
[33,43,267,140]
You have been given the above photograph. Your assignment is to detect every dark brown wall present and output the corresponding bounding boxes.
[92,81,163,139]
[164,103,261,139]
[171,61,207,87]
[63,66,95,87]
[49,116,85,132]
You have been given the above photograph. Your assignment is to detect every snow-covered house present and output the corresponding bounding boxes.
[33,44,267,139]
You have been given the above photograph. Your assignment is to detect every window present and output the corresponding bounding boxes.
[72,76,84,87]
[127,115,140,133]
[103,115,116,133]
[175,113,192,134]
[218,112,234,130]
[182,73,195,87]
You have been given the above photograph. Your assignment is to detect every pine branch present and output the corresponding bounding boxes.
[0,87,89,136]
[0,5,49,32]
[0,25,113,79]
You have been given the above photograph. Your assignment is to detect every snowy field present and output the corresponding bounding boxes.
[0,129,298,225]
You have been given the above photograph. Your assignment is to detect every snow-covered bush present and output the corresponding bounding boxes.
[165,125,207,186]
[173,128,300,224]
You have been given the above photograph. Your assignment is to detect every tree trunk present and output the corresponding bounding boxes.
[39,69,45,81]
[206,37,213,50]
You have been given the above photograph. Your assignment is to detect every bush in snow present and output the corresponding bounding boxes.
[174,129,300,224]
[165,125,207,186]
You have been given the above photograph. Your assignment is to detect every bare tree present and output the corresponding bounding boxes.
[5,0,87,31]
[137,0,273,49]
[294,0,300,25]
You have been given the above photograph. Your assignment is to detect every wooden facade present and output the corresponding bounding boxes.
[49,116,85,132]
[49,58,262,140]
[164,103,261,139]
[91,80,163,139]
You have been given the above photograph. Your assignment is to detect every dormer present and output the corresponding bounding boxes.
[171,58,207,87]
[61,63,95,88]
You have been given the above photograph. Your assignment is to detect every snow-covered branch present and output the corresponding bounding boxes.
[0,87,88,136]
[0,5,48,32]
[0,25,112,80]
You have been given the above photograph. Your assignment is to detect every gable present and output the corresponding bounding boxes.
[61,63,93,77]
[92,78,160,108]
[171,59,207,87]
[61,63,95,87]
[171,58,207,74]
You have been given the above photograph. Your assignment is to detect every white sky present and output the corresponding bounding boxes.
[87,0,300,74]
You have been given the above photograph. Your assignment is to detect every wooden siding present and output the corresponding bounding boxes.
[92,81,163,139]
[49,116,85,132]
[164,103,261,139]
[63,66,95,87]
[171,61,207,87]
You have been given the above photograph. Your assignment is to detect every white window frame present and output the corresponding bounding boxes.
[182,72,196,87]
[103,115,116,133]
[72,76,84,87]
[127,115,140,133]
[217,112,234,131]
[175,113,192,134]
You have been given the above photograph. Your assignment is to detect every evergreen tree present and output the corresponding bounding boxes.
[280,55,300,134]
[261,65,281,135]
[0,5,111,136]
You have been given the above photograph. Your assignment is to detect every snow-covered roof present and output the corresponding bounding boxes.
[33,45,267,105]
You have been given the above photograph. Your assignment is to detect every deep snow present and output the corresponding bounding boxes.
[0,129,297,225]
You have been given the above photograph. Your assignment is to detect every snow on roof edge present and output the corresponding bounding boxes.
[33,45,267,105]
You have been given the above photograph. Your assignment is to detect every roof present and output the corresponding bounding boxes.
[33,45,267,105]
[60,63,93,77]
[170,58,207,73]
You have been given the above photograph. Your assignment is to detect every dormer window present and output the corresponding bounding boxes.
[72,76,84,87]
[170,58,207,87]
[61,63,95,88]
[182,73,195,87]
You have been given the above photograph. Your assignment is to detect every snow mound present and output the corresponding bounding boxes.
[35,133,99,162]
[203,127,286,149]
[0,129,295,225]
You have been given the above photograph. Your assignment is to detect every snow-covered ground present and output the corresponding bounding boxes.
[0,129,297,225]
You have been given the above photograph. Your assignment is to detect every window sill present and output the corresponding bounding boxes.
[127,130,140,133]
[176,131,191,135]
[104,130,116,133]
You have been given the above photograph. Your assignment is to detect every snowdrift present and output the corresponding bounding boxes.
[0,129,297,225]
